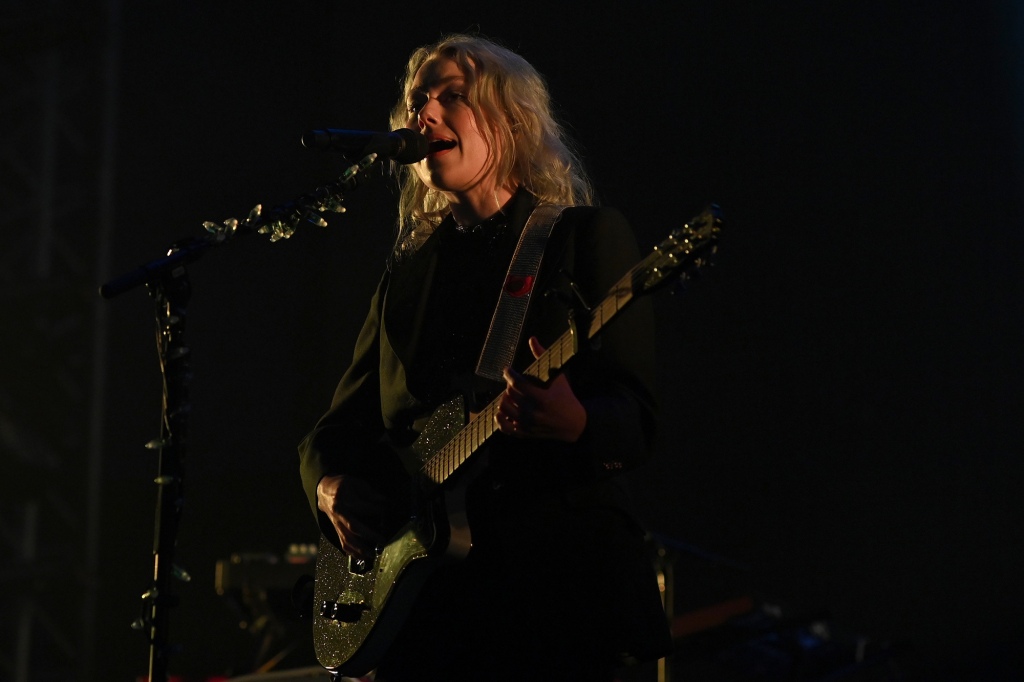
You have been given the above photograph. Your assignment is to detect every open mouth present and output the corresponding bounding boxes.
[428,139,457,154]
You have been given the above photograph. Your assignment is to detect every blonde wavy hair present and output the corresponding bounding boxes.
[388,34,594,255]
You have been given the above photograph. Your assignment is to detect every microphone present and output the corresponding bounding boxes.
[301,128,428,164]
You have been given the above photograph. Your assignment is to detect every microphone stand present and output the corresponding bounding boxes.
[103,154,379,682]
[139,260,191,682]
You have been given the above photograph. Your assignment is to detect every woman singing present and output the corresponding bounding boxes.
[299,34,671,681]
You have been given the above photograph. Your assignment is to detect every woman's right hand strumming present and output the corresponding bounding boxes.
[316,473,389,559]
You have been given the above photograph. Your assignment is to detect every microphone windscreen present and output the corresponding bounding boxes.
[391,129,429,164]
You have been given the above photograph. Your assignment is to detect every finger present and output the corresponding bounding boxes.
[502,367,541,403]
[333,519,367,557]
[502,365,524,389]
[500,391,541,432]
[495,409,526,438]
[495,407,514,432]
[335,512,383,556]
[528,336,546,359]
[334,523,366,557]
[497,387,526,417]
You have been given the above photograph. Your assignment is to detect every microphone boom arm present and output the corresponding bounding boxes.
[100,152,380,299]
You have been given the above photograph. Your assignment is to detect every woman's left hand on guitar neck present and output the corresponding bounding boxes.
[495,336,587,443]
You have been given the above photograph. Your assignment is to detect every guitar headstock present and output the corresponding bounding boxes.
[639,204,722,294]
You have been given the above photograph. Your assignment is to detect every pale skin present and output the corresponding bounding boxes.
[317,57,587,559]
[404,56,514,226]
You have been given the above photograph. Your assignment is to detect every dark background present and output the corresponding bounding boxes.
[12,1,1024,680]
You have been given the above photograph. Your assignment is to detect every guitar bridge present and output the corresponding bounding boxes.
[319,597,368,623]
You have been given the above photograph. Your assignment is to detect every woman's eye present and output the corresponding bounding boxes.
[407,94,428,113]
[406,90,466,116]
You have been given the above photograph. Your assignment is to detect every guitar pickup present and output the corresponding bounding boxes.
[319,598,368,623]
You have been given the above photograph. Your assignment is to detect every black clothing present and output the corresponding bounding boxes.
[299,191,670,680]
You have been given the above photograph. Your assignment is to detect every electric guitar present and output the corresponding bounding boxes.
[312,205,723,676]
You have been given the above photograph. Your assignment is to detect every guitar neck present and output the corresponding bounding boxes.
[420,266,641,486]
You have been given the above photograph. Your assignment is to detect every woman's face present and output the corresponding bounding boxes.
[405,57,498,200]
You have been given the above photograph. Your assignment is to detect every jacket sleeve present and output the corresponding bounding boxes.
[558,207,658,475]
[297,274,389,523]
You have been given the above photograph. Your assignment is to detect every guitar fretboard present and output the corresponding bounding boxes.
[420,263,647,486]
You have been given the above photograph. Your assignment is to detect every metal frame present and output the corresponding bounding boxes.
[0,3,120,680]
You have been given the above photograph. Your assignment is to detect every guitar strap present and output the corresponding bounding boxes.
[474,203,568,382]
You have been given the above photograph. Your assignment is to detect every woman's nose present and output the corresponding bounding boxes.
[417,98,441,127]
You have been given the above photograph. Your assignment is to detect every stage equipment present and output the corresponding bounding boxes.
[102,149,388,682]
[215,546,319,673]
[670,600,909,680]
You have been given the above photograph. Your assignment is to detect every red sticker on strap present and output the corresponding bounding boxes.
[503,274,535,297]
